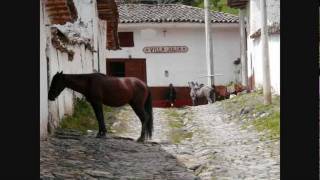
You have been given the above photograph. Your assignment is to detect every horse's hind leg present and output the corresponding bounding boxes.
[129,103,148,142]
[89,101,107,138]
[207,95,212,104]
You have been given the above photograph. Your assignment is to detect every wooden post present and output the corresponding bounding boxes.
[239,8,248,91]
[260,0,272,104]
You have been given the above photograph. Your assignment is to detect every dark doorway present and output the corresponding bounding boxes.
[106,58,147,83]
[109,62,125,77]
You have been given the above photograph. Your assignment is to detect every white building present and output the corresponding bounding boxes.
[106,4,241,106]
[228,0,280,95]
[40,0,120,139]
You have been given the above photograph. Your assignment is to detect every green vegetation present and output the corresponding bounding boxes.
[59,98,114,134]
[252,111,280,140]
[221,92,280,140]
[193,0,239,15]
[164,108,193,144]
[249,95,280,140]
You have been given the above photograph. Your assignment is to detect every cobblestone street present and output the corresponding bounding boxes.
[41,97,280,180]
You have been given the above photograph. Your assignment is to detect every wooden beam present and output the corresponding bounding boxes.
[45,1,67,7]
[48,12,71,17]
[227,0,248,9]
[46,6,69,12]
[97,8,114,12]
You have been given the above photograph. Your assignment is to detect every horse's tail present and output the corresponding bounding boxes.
[144,88,154,139]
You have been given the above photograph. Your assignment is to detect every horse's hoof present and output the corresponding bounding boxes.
[96,135,106,138]
[96,132,106,138]
[137,137,145,143]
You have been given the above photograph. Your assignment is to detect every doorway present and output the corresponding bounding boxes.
[106,58,147,83]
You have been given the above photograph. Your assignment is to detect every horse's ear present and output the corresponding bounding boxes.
[60,71,63,74]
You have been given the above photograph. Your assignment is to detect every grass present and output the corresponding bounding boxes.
[221,92,280,140]
[252,111,280,140]
[250,95,280,140]
[164,108,193,144]
[59,98,114,134]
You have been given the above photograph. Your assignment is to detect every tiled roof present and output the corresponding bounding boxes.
[118,4,239,24]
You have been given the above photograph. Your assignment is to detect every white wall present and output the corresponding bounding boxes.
[40,0,108,138]
[247,34,280,94]
[40,0,48,139]
[106,23,240,87]
[249,0,280,34]
[245,0,280,95]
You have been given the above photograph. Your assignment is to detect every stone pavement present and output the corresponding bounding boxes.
[40,129,197,180]
[41,102,280,180]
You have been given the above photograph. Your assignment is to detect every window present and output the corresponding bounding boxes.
[118,32,134,47]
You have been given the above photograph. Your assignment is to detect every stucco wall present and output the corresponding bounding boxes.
[247,34,280,94]
[106,24,240,87]
[40,0,49,139]
[40,0,108,139]
[249,0,280,34]
[245,0,280,95]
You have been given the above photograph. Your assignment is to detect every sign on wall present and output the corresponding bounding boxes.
[143,46,188,53]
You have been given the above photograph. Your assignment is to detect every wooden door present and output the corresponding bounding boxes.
[125,59,147,83]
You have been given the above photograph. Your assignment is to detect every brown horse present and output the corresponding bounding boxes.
[48,71,153,142]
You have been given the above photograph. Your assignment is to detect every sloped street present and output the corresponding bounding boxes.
[41,93,280,180]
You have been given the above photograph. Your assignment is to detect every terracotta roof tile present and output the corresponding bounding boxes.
[118,4,239,24]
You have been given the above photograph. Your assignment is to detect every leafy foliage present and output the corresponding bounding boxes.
[193,0,239,15]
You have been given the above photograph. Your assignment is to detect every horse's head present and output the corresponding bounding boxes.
[188,81,195,88]
[48,71,65,101]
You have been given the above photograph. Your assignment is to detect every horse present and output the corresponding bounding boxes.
[166,83,176,107]
[48,71,153,142]
[188,81,214,106]
[213,83,246,101]
[213,85,229,101]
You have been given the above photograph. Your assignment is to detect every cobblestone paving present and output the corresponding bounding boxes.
[41,103,280,180]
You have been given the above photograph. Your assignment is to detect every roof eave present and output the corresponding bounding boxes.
[118,22,239,29]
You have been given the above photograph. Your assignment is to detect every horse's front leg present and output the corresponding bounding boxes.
[90,101,107,138]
